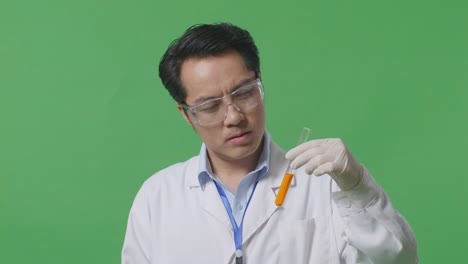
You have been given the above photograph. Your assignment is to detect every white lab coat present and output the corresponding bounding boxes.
[122,141,418,263]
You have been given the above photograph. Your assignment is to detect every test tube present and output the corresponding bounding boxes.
[275,127,311,206]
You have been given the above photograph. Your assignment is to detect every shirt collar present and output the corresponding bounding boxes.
[198,131,271,189]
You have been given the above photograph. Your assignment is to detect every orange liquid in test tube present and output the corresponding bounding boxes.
[275,127,311,206]
[275,173,294,206]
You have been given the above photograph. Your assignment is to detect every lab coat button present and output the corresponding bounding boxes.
[238,204,243,210]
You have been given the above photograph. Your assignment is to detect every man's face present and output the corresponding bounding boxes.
[178,50,265,164]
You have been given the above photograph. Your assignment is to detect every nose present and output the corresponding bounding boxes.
[223,101,244,125]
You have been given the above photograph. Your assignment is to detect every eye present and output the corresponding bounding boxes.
[234,87,254,99]
[198,102,221,113]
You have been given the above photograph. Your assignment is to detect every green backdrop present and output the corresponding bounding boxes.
[1,0,467,263]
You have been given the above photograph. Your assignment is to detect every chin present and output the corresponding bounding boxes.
[227,143,262,161]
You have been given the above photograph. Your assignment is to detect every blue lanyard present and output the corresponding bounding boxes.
[214,180,258,264]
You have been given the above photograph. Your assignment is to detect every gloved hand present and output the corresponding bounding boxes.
[285,138,364,191]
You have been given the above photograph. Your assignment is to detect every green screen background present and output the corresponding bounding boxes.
[1,0,467,263]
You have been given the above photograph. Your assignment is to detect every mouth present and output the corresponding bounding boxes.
[226,131,251,142]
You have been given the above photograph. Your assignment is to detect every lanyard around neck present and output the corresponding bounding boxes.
[214,180,259,264]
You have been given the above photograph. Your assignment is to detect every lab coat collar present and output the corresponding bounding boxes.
[184,134,291,190]
[184,136,293,242]
[196,132,271,190]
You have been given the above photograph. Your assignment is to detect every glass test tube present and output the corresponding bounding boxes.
[275,127,311,206]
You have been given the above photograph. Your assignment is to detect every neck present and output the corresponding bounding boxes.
[208,140,264,192]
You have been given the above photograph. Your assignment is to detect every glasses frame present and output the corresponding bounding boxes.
[180,78,264,126]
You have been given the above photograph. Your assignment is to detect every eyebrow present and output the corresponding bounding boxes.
[192,77,256,105]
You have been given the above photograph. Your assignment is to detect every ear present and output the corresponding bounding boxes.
[177,103,194,128]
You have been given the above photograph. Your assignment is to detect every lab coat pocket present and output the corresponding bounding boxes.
[279,217,331,264]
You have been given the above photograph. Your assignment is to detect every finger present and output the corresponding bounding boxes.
[321,138,347,161]
[314,161,337,176]
[285,139,327,160]
[289,147,323,169]
[303,153,335,175]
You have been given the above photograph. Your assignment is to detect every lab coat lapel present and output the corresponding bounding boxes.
[199,180,233,231]
[242,141,292,244]
[184,141,299,245]
[185,157,233,232]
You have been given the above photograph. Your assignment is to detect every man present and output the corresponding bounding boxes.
[122,23,418,263]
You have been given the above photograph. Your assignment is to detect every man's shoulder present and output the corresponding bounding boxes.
[141,155,199,188]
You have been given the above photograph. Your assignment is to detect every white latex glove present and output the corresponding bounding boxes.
[285,138,364,191]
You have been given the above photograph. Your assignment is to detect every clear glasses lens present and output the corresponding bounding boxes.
[189,80,263,126]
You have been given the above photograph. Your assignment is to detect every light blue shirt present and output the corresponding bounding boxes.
[198,132,271,226]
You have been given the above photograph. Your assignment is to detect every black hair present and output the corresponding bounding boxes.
[159,23,260,104]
